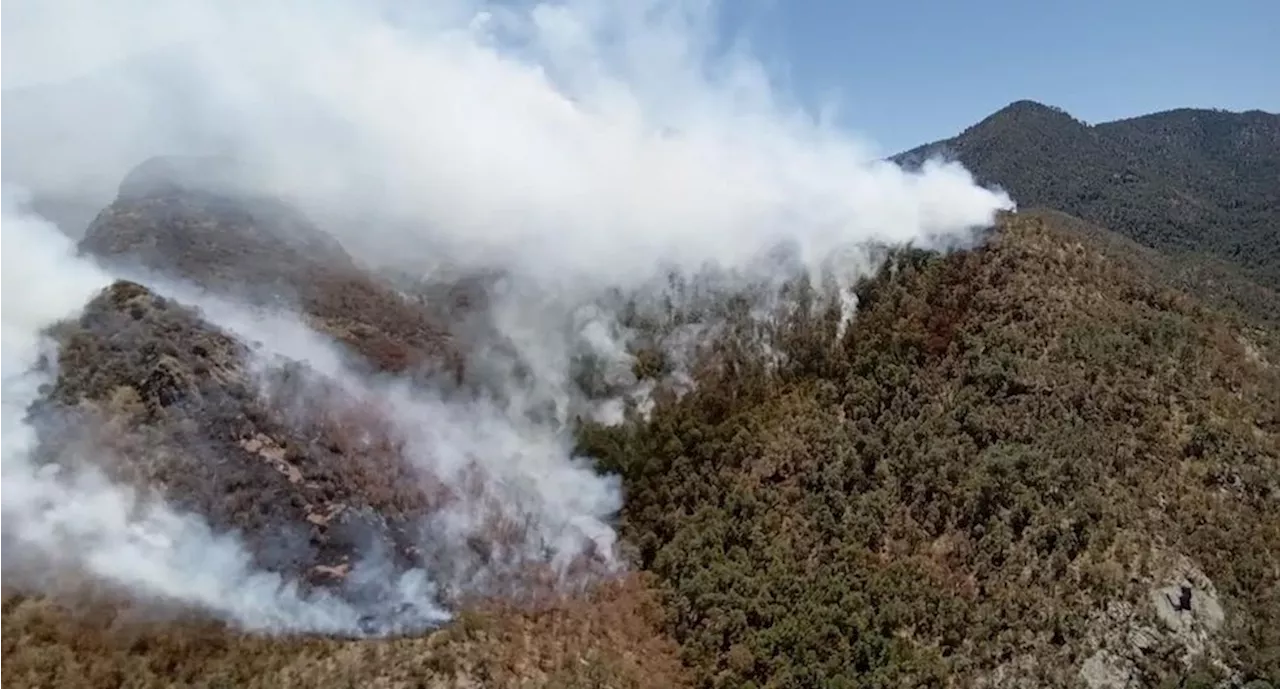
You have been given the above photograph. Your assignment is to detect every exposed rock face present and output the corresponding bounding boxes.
[1075,550,1236,689]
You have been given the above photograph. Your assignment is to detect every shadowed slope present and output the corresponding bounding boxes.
[78,156,462,379]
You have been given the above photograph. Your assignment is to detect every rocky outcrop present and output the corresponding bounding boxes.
[1076,550,1235,689]
[40,280,432,589]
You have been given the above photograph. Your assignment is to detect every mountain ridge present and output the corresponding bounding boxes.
[577,207,1280,687]
[895,101,1280,300]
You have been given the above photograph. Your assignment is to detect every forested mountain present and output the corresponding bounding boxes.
[895,102,1280,299]
[577,209,1280,688]
[4,104,1279,689]
[10,163,1280,681]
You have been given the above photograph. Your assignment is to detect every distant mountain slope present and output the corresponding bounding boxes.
[894,102,1280,294]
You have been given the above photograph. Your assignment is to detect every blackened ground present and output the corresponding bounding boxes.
[42,280,431,589]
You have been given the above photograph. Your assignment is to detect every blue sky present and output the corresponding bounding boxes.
[721,0,1280,153]
[3,0,1273,157]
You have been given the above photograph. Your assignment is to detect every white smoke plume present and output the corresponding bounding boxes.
[3,0,1009,272]
[162,280,624,585]
[2,0,1012,635]
[1,189,435,634]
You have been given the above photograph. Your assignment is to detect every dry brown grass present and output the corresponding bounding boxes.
[1,574,688,689]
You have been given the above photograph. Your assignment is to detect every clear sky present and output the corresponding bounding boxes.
[722,0,1280,153]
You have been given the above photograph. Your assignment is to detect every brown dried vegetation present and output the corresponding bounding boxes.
[1,574,687,689]
[34,280,435,582]
[79,166,461,379]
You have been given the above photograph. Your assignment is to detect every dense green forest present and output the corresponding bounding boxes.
[577,210,1280,687]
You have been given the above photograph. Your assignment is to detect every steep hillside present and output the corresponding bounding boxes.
[5,160,1278,689]
[33,280,431,596]
[895,102,1280,297]
[3,160,689,688]
[579,210,1280,688]
[78,156,462,380]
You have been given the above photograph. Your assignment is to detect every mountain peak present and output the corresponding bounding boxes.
[969,99,1085,132]
[996,99,1070,116]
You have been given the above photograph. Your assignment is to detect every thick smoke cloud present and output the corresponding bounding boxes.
[165,281,624,585]
[0,191,424,634]
[2,0,1011,635]
[3,0,1010,276]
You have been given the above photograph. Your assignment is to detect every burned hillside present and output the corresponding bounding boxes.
[33,280,434,600]
[1,149,694,687]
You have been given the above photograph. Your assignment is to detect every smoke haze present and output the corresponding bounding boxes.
[2,0,1012,635]
[1,191,447,634]
[3,0,1010,275]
